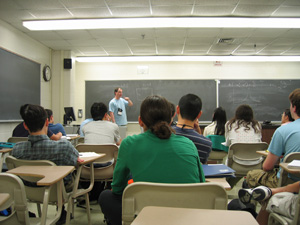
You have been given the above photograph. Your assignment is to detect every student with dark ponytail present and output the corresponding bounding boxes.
[99,95,205,225]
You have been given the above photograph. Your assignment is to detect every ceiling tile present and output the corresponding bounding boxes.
[60,0,107,8]
[193,6,236,16]
[68,8,112,17]
[152,6,193,16]
[110,7,151,17]
[56,30,93,40]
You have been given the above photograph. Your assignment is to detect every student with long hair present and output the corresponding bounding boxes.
[203,107,227,137]
[225,104,262,146]
[99,95,205,225]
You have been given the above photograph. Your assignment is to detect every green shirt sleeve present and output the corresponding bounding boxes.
[111,140,131,195]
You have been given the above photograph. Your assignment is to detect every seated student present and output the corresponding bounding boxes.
[225,104,262,146]
[82,102,121,145]
[203,107,227,137]
[46,109,66,136]
[11,104,82,224]
[12,121,62,141]
[238,182,300,225]
[79,118,93,136]
[281,108,294,125]
[99,95,205,225]
[246,89,300,188]
[173,94,212,164]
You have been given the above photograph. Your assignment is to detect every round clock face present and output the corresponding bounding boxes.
[43,65,51,81]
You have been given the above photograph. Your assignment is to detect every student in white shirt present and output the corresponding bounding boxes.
[225,104,262,146]
[203,107,227,137]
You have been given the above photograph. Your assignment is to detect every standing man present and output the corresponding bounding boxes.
[173,94,212,164]
[109,87,133,126]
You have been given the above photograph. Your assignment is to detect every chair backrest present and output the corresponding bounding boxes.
[5,155,64,203]
[278,152,300,187]
[7,137,28,143]
[0,173,30,225]
[122,182,228,225]
[77,137,84,144]
[207,135,228,152]
[227,142,268,177]
[75,144,119,180]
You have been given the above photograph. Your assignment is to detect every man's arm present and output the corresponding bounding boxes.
[124,97,133,106]
[50,132,62,141]
[262,152,280,171]
[193,120,202,135]
[110,111,116,123]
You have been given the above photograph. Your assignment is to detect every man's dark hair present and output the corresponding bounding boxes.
[114,87,120,94]
[45,109,53,121]
[178,94,202,121]
[284,108,294,122]
[91,102,107,121]
[20,104,47,132]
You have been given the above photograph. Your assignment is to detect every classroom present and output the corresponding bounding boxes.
[1,1,300,225]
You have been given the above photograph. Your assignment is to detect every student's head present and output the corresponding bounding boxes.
[91,102,107,121]
[289,88,300,118]
[212,107,227,135]
[20,104,47,132]
[178,94,202,121]
[235,104,254,122]
[114,87,123,99]
[139,95,173,139]
[45,109,53,122]
[227,104,260,133]
[281,108,294,123]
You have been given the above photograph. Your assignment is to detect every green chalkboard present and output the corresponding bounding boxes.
[0,47,40,121]
[86,80,217,122]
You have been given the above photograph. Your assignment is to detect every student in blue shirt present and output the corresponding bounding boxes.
[46,109,66,136]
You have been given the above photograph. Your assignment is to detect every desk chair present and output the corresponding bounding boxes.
[5,155,94,225]
[122,182,228,225]
[0,173,40,225]
[7,137,28,143]
[207,135,228,164]
[75,144,118,188]
[268,188,300,225]
[77,137,84,144]
[227,142,268,177]
[278,152,300,187]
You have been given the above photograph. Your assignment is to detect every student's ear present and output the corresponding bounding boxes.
[176,105,180,115]
[23,122,29,131]
[45,119,49,127]
[138,116,145,128]
[197,111,203,119]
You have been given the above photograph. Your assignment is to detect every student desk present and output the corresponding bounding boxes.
[0,148,12,172]
[206,178,231,190]
[256,150,269,157]
[0,193,10,209]
[131,206,259,225]
[280,163,300,174]
[7,165,74,225]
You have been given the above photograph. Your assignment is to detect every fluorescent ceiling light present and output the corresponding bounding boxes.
[75,56,300,62]
[23,17,300,30]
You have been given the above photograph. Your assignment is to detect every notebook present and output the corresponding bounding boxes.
[287,160,300,168]
[202,164,235,178]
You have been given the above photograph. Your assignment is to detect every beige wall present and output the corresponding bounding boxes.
[0,20,51,141]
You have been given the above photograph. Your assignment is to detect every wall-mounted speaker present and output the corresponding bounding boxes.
[64,58,72,69]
